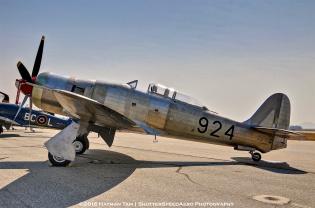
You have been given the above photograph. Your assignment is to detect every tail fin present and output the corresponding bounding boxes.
[244,93,291,130]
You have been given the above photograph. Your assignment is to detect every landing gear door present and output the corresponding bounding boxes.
[146,98,170,129]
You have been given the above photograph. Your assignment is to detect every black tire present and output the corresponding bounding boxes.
[48,152,71,167]
[0,125,3,134]
[252,152,262,162]
[73,135,89,155]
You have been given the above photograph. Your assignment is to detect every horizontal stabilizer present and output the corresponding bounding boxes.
[252,126,301,138]
[288,131,315,141]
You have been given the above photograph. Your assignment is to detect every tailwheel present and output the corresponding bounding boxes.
[48,152,71,167]
[73,134,89,155]
[250,151,262,162]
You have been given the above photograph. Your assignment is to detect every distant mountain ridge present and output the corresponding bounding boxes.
[290,122,315,131]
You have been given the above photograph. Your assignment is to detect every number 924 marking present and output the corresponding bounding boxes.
[197,117,235,140]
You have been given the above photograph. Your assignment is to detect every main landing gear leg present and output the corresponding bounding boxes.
[249,151,262,162]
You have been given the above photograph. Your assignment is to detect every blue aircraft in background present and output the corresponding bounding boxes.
[0,91,89,154]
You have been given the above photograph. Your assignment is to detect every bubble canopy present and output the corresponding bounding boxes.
[147,83,207,109]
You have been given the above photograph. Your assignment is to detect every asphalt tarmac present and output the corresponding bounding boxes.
[0,128,314,208]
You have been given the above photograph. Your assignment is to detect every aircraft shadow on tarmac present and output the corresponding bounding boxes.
[0,149,307,208]
[231,157,306,175]
[0,133,50,139]
[0,134,21,138]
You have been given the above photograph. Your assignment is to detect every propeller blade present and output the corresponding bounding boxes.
[17,62,32,83]
[13,95,29,121]
[32,36,45,77]
[0,91,9,103]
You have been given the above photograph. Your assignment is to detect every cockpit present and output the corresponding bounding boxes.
[147,83,209,110]
[148,83,176,99]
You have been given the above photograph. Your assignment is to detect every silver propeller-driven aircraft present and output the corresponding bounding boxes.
[15,36,305,166]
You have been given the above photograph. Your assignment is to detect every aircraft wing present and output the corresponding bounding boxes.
[30,83,159,133]
[0,115,20,126]
[53,89,136,129]
[252,126,302,138]
[133,120,161,135]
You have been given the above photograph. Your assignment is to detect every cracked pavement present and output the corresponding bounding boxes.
[0,128,314,208]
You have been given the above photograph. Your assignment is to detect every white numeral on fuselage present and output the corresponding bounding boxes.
[23,113,52,126]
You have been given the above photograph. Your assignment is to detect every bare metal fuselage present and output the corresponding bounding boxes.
[32,72,283,153]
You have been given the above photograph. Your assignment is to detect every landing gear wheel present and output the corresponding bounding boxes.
[48,152,71,167]
[0,125,3,134]
[251,152,262,162]
[73,135,89,155]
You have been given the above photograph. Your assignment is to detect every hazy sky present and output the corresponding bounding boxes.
[0,0,314,126]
